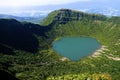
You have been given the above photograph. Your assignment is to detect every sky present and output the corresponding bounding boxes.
[1,0,109,7]
[0,0,92,7]
[0,0,119,16]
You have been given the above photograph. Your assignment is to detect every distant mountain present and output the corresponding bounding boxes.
[0,14,45,24]
[84,7,120,16]
[5,10,51,17]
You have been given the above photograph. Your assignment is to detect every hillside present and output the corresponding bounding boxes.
[0,19,46,53]
[42,9,107,25]
[0,9,120,80]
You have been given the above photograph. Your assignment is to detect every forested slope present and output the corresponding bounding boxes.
[0,9,120,80]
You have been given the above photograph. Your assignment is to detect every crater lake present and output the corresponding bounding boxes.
[53,37,101,61]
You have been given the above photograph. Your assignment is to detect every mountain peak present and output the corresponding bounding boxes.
[42,9,107,26]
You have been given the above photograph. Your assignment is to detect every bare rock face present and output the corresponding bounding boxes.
[53,9,107,24]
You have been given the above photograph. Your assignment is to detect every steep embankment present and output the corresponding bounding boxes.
[0,19,52,53]
[42,9,107,25]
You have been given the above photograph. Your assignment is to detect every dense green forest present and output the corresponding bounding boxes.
[0,9,120,80]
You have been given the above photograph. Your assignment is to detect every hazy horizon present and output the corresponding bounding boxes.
[0,0,119,17]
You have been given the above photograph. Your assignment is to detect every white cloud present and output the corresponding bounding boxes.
[0,0,91,7]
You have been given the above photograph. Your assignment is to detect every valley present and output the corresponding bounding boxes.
[0,9,120,80]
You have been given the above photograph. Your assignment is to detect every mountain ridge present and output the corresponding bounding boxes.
[0,9,120,80]
[42,9,107,26]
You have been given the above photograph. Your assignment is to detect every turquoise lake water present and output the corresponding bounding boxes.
[53,37,101,61]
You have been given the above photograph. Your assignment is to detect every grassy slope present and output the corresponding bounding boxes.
[42,10,59,26]
[0,9,120,80]
[42,9,120,79]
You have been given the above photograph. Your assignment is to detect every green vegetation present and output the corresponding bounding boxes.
[42,10,59,26]
[0,9,120,80]
[47,73,112,80]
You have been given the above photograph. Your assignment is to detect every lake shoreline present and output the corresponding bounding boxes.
[91,45,107,57]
